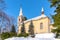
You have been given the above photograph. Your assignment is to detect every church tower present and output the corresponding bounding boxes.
[40,7,47,18]
[18,7,25,26]
[41,7,44,15]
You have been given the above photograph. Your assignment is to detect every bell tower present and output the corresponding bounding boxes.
[18,7,25,26]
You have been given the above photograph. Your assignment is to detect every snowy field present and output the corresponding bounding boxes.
[5,33,60,40]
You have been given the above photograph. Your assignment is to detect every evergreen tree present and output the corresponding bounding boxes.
[11,24,16,33]
[29,20,34,37]
[49,0,60,37]
[24,16,27,20]
[21,22,26,34]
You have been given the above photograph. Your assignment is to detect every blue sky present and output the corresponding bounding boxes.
[5,0,55,21]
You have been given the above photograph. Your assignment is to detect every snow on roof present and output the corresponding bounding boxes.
[24,14,47,23]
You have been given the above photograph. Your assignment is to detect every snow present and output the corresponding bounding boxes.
[5,37,55,40]
[5,33,56,40]
[23,14,47,23]
[35,33,55,38]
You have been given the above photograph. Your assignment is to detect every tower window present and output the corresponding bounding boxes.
[40,23,43,29]
[19,19,20,21]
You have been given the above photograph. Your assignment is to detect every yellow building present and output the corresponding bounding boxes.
[17,8,53,34]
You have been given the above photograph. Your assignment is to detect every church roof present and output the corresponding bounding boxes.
[24,14,48,23]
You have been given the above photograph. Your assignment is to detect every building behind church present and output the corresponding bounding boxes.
[17,7,53,34]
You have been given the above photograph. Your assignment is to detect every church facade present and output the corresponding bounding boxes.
[17,8,53,34]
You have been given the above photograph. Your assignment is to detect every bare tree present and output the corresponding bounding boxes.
[0,11,12,33]
[0,0,6,10]
[0,0,16,33]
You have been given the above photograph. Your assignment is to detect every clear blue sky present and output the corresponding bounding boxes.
[5,0,55,21]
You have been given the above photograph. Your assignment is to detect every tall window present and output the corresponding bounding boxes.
[19,19,20,21]
[40,23,43,29]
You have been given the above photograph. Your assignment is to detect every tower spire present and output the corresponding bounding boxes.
[42,7,44,12]
[41,7,44,14]
[19,7,23,16]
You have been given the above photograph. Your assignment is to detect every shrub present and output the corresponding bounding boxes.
[1,32,10,40]
[1,32,29,40]
[9,32,17,37]
[17,33,29,37]
[1,32,17,40]
[23,33,29,37]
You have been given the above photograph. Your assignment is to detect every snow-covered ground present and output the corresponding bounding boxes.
[35,33,55,38]
[5,33,57,40]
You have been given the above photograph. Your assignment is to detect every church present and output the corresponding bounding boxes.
[17,7,53,34]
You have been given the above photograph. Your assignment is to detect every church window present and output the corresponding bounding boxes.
[19,19,20,21]
[40,23,43,29]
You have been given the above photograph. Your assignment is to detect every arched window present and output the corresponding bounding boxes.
[40,23,43,29]
[19,19,20,21]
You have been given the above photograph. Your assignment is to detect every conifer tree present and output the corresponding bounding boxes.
[11,24,16,33]
[21,22,25,34]
[49,0,60,37]
[29,20,34,37]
